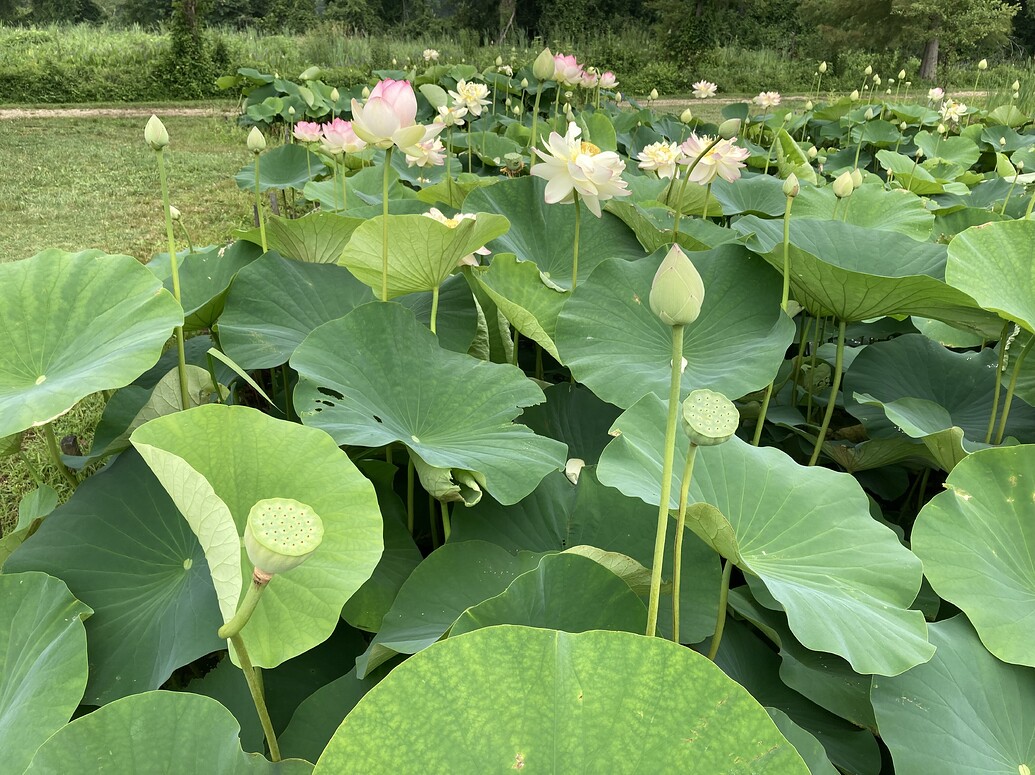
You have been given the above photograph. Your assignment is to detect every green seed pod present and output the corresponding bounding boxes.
[532,47,555,81]
[681,389,739,446]
[144,114,169,151]
[649,244,706,327]
[244,497,324,576]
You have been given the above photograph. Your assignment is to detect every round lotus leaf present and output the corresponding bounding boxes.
[682,388,739,446]
[315,626,809,774]
[0,249,184,438]
[245,498,324,576]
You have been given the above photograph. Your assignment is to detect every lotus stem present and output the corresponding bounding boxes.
[229,633,281,762]
[406,458,415,534]
[572,192,582,289]
[780,195,793,312]
[790,315,812,406]
[218,570,271,640]
[280,363,292,420]
[1024,186,1035,219]
[535,344,544,381]
[994,332,1035,445]
[1001,169,1020,215]
[852,124,864,171]
[706,559,733,661]
[671,137,721,240]
[253,154,267,252]
[19,452,44,487]
[671,443,699,644]
[751,383,775,447]
[440,499,451,542]
[763,130,779,176]
[529,84,543,171]
[341,157,348,212]
[43,423,78,491]
[512,329,520,366]
[429,492,440,548]
[646,324,685,638]
[430,285,440,335]
[155,148,191,411]
[446,127,454,204]
[333,162,340,212]
[805,316,827,422]
[466,122,473,174]
[808,318,846,466]
[381,146,393,302]
[985,322,1011,443]
[701,183,712,220]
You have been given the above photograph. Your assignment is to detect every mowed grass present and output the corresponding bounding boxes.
[0,111,254,534]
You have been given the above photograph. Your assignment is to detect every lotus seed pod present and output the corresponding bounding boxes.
[680,108,693,123]
[649,244,706,327]
[681,389,739,446]
[717,118,741,139]
[850,90,860,101]
[144,114,169,150]
[832,171,854,198]
[978,59,988,70]
[864,65,872,75]
[532,47,554,81]
[783,173,800,198]
[850,168,863,188]
[247,126,266,154]
[804,100,813,111]
[649,88,659,100]
[244,497,324,576]
[819,61,827,73]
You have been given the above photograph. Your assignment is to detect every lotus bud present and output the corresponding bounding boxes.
[244,497,324,576]
[805,100,813,111]
[850,167,863,188]
[899,121,908,130]
[819,61,827,73]
[832,171,854,198]
[247,126,266,154]
[717,118,741,139]
[521,77,529,88]
[144,114,169,150]
[885,88,892,95]
[1000,136,1007,146]
[1012,80,1020,91]
[864,65,872,75]
[392,58,397,65]
[873,75,881,86]
[562,102,571,114]
[807,145,818,159]
[170,205,181,221]
[1014,91,1020,100]
[649,244,706,327]
[564,458,586,485]
[495,55,503,66]
[532,47,554,81]
[850,90,860,101]
[505,97,512,106]
[888,78,895,85]
[332,87,342,102]
[615,91,623,102]
[681,390,739,446]
[649,88,659,100]
[864,107,875,120]
[906,81,912,87]
[937,123,947,135]
[288,106,295,117]
[513,104,522,116]
[978,59,988,70]
[1018,160,1025,171]
[680,108,693,123]
[783,173,800,198]
[898,69,906,80]
[916,148,925,159]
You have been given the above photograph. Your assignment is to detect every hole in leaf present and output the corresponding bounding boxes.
[318,386,345,400]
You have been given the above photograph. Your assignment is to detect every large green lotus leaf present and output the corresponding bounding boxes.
[597,393,934,675]
[0,249,184,438]
[766,709,839,775]
[316,626,809,774]
[265,212,365,264]
[3,451,222,705]
[947,219,1035,333]
[822,436,931,473]
[450,552,647,636]
[912,446,1035,667]
[354,540,543,677]
[450,468,721,644]
[303,165,417,209]
[710,174,788,217]
[469,253,568,360]
[555,246,794,409]
[914,131,981,168]
[0,571,90,775]
[393,273,480,355]
[235,143,327,192]
[519,383,621,464]
[791,184,934,241]
[605,199,739,253]
[871,616,1035,775]
[462,176,645,290]
[735,217,993,329]
[338,213,509,298]
[24,691,313,774]
[931,207,1008,241]
[218,253,374,370]
[292,303,567,505]
[131,404,384,669]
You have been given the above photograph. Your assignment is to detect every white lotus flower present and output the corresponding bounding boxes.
[928,87,945,101]
[448,79,492,117]
[435,103,468,128]
[679,133,750,185]
[753,91,781,109]
[940,98,967,123]
[423,48,440,62]
[692,80,718,99]
[531,121,630,217]
[637,141,683,180]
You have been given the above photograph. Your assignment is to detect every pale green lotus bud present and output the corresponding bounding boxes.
[1012,80,1020,91]
[888,78,895,85]
[512,104,522,116]
[532,47,554,81]
[144,114,169,150]
[615,91,623,102]
[850,167,863,188]
[864,107,875,120]
[169,205,181,221]
[521,77,529,88]
[805,100,813,111]
[649,88,659,100]
[288,106,296,117]
[332,87,342,102]
[680,108,693,123]
[978,59,988,70]
[1014,91,1020,100]
[495,55,503,66]
[244,498,324,576]
[898,69,906,80]
[718,118,741,139]
[1018,160,1025,171]
[872,75,881,86]
[899,121,908,130]
[783,173,800,198]
[649,244,706,327]
[247,126,266,154]
[916,147,925,159]
[819,61,827,73]
[832,171,854,198]
[937,123,947,135]
[392,58,397,65]
[681,389,738,446]
[299,66,321,80]
[850,90,859,101]
[807,145,818,159]
[886,88,892,95]
[505,97,512,106]
[864,65,872,75]
[1000,136,1007,146]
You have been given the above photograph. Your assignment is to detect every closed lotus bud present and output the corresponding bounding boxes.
[244,498,324,576]
[505,97,512,106]
[899,121,908,130]
[681,389,739,447]
[872,75,881,86]
[916,147,925,159]
[170,205,181,221]
[1018,160,1025,170]
[864,107,875,120]
[521,77,529,88]
[247,126,266,153]
[615,91,623,102]
[144,114,169,150]
[898,69,906,80]
[906,81,912,87]
[717,118,741,139]
[495,55,503,66]
[888,78,895,85]
[850,167,863,188]
[819,61,827,73]
[649,88,659,100]
[937,123,947,135]
[332,87,342,102]
[1013,80,1020,91]
[978,59,988,70]
[513,104,522,116]
[288,106,295,117]
[832,171,854,198]
[783,173,800,198]
[1000,136,1007,146]
[805,100,814,111]
[392,58,397,65]
[1014,91,1020,100]
[807,145,818,159]
[532,47,555,81]
[850,89,860,101]
[680,108,693,123]
[564,458,586,485]
[886,88,892,95]
[864,65,872,75]
[649,244,706,327]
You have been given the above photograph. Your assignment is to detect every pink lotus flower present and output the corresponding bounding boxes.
[404,126,446,168]
[350,79,425,150]
[679,133,750,185]
[319,118,366,156]
[753,91,781,109]
[553,54,584,86]
[531,121,630,217]
[423,208,491,266]
[692,80,717,99]
[580,71,599,89]
[599,71,618,89]
[293,121,322,143]
[928,87,945,101]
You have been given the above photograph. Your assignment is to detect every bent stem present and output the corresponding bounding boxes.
[155,148,191,411]
[671,443,699,644]
[706,560,733,661]
[985,322,1011,443]
[572,192,582,289]
[229,634,281,762]
[381,146,394,302]
[646,324,685,637]
[218,570,270,640]
[808,318,846,466]
[43,423,78,491]
[995,333,1035,445]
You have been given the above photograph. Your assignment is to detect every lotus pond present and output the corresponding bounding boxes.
[2,55,1035,774]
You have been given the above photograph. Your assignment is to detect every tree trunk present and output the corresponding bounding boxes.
[920,38,939,81]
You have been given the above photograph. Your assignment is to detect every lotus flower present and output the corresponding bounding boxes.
[940,98,967,123]
[753,91,781,109]
[928,87,945,101]
[679,133,749,185]
[692,80,717,99]
[448,80,491,117]
[531,121,630,217]
[553,53,584,86]
[423,208,491,266]
[435,103,468,128]
[637,141,683,180]
[404,127,446,168]
[423,48,440,62]
[599,71,618,89]
[319,118,366,156]
[293,121,322,144]
[350,78,425,150]
[580,70,599,89]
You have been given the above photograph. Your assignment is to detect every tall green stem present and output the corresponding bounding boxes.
[332,162,340,211]
[218,573,270,640]
[253,154,267,252]
[440,499,451,542]
[646,324,685,637]
[230,634,281,762]
[706,560,733,661]
[701,182,712,220]
[466,122,473,173]
[995,333,1035,445]
[779,195,793,311]
[430,285,440,334]
[808,319,846,466]
[529,85,543,171]
[380,146,394,302]
[1001,169,1020,215]
[156,149,191,411]
[671,137,721,239]
[406,457,415,534]
[671,444,699,644]
[445,127,455,204]
[986,322,1011,443]
[751,383,775,447]
[43,423,78,490]
[340,157,348,212]
[572,193,582,289]
[805,316,827,422]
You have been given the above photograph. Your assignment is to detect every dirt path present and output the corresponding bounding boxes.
[0,106,235,120]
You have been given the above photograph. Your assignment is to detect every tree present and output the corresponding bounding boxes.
[30,0,104,23]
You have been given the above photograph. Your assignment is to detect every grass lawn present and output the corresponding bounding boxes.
[0,111,254,534]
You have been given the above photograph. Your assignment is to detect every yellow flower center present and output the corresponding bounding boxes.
[580,141,601,156]
[443,218,460,228]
